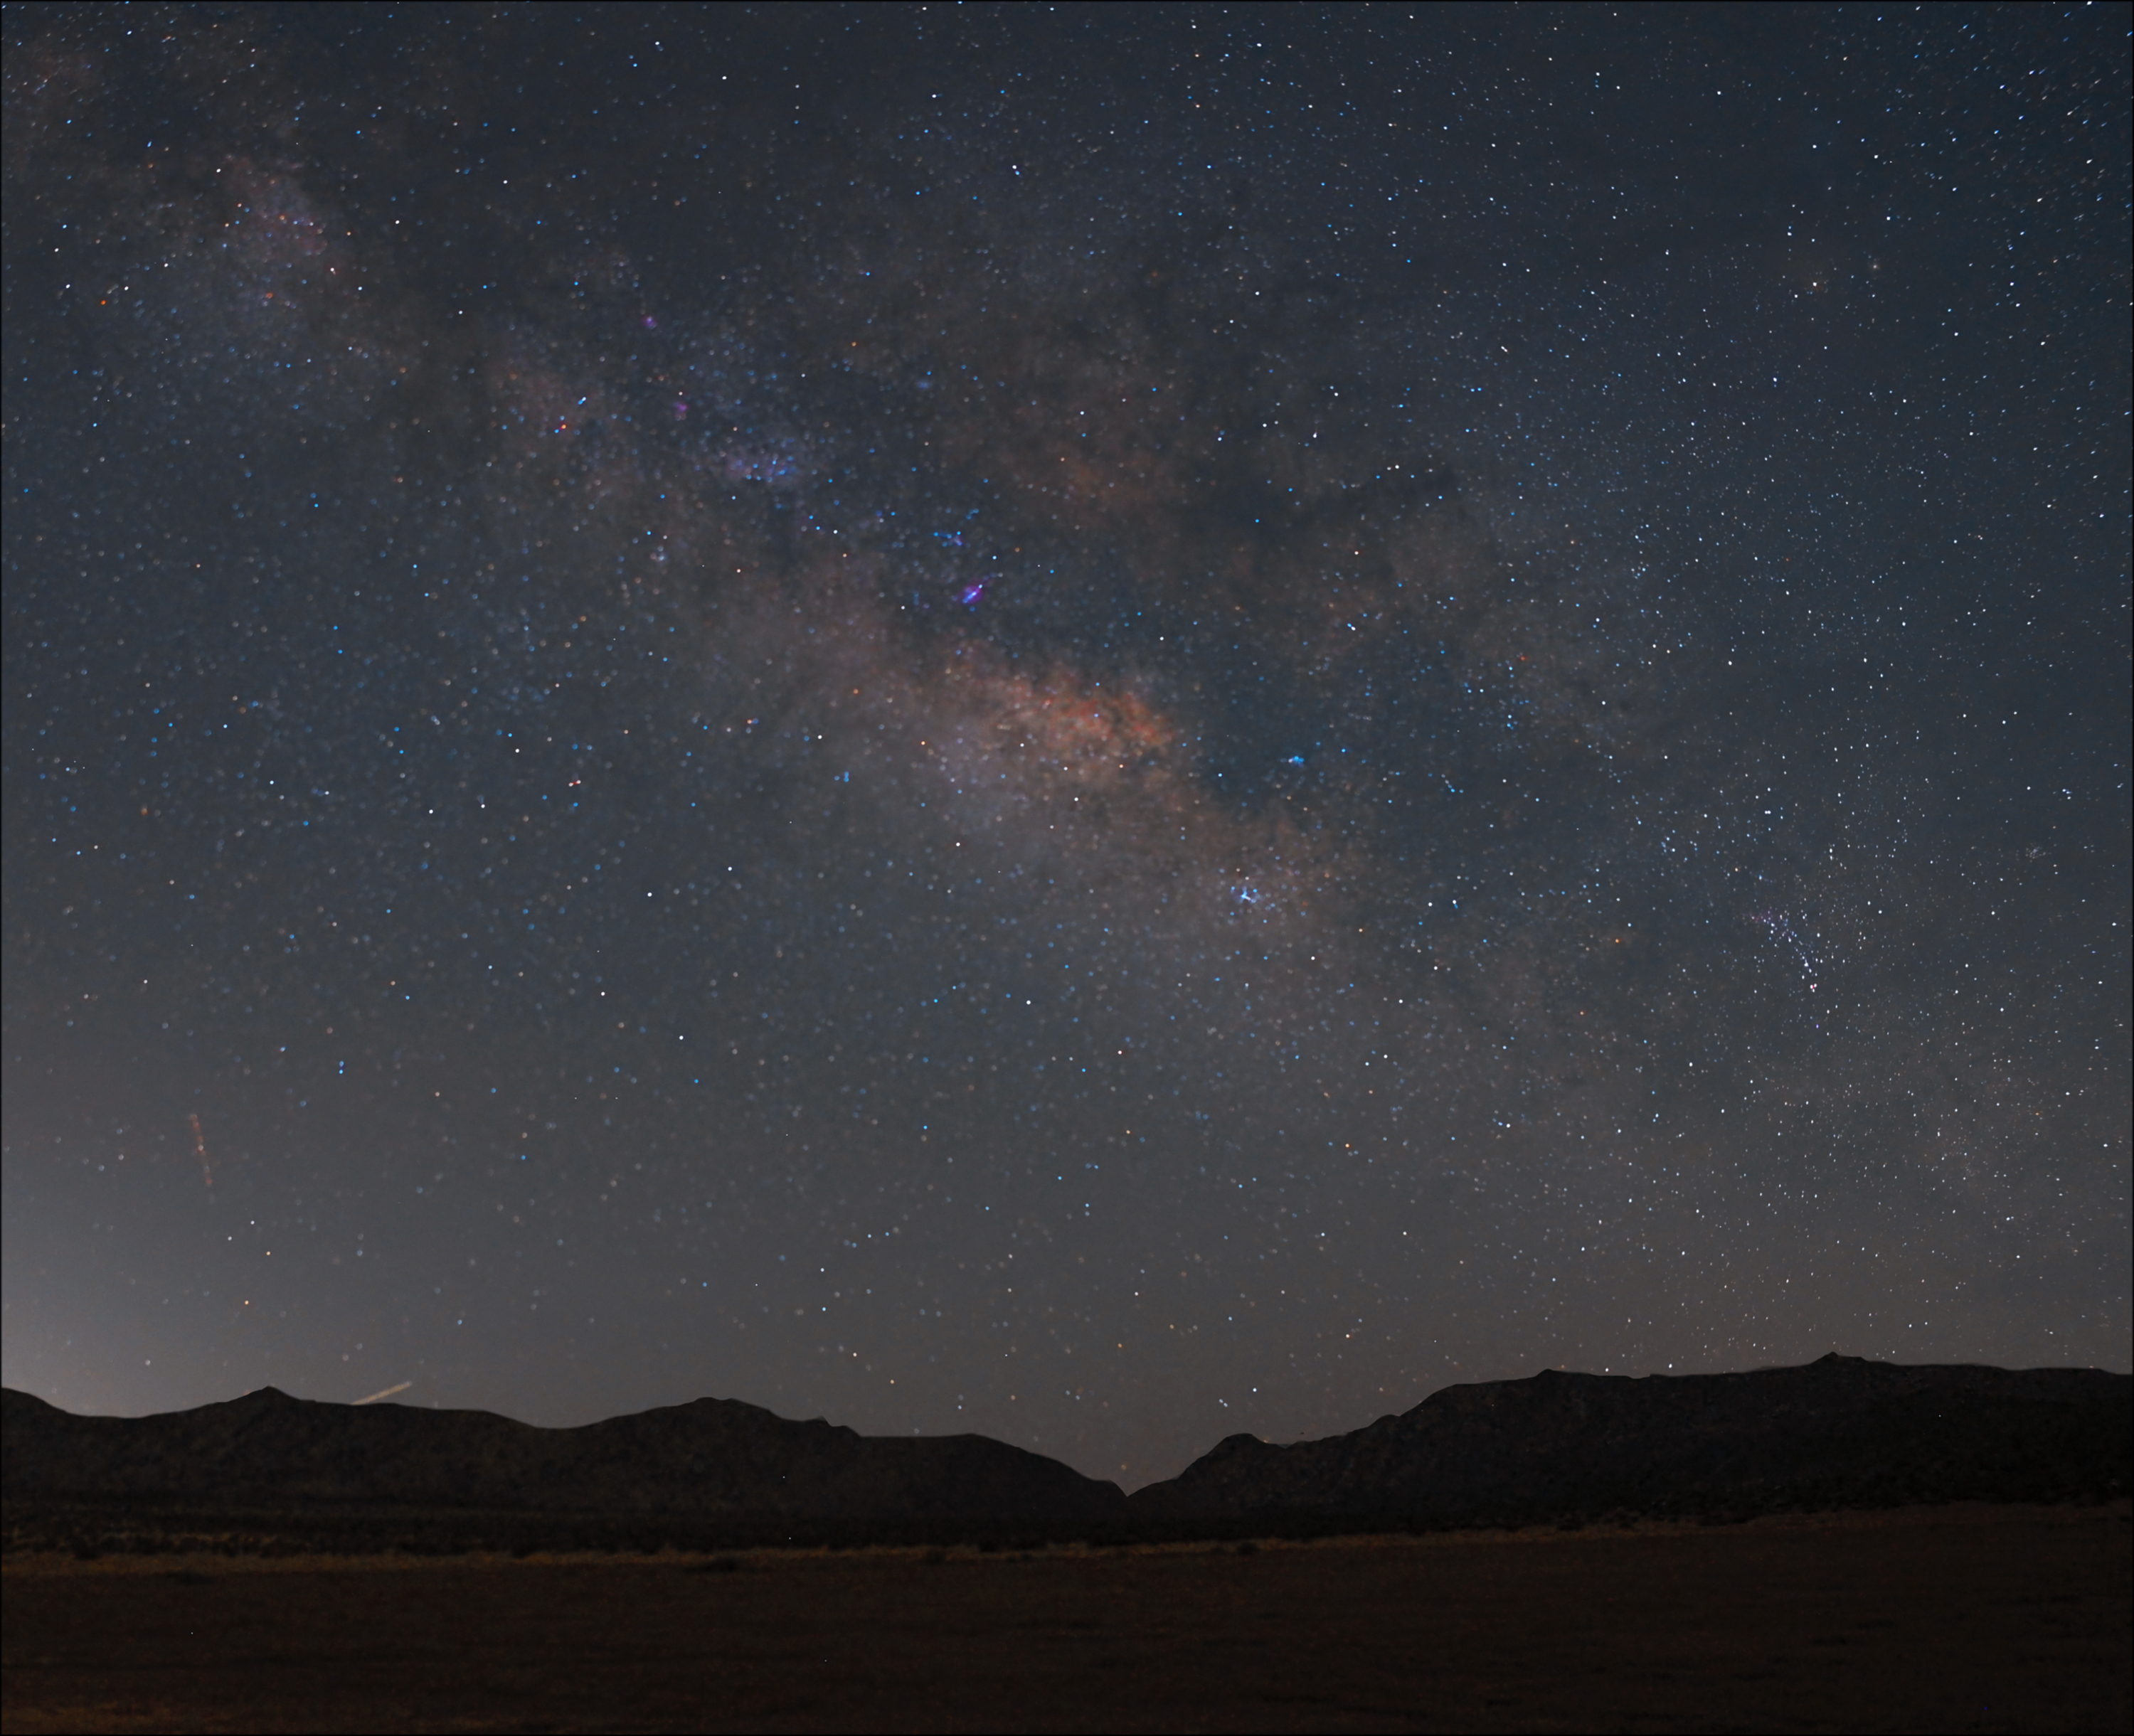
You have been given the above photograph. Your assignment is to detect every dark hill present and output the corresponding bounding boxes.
[7,1356,2125,1553]
[1,1387,1127,1533]
[1130,1354,2131,1528]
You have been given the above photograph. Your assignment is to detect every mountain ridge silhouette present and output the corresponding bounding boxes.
[7,1355,2125,1543]
[1129,1353,2129,1523]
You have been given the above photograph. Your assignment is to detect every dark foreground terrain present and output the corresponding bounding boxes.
[7,1357,2127,1549]
[4,1502,2128,1734]
[6,1359,2126,1730]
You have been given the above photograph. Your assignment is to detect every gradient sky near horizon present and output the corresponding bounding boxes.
[4,2,2126,1487]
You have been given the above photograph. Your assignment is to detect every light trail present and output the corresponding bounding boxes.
[187,1112,213,1189]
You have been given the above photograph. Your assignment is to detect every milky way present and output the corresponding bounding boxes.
[4,4,2125,1482]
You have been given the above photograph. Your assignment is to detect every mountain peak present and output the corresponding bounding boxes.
[1130,1356,2129,1524]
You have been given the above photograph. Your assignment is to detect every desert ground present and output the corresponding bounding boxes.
[4,1501,2127,1734]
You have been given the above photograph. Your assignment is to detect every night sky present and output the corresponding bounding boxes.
[4,3,2127,1487]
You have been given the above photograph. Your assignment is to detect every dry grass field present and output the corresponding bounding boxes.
[4,1501,2127,1733]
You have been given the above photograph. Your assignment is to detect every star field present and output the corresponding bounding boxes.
[3,3,2126,1484]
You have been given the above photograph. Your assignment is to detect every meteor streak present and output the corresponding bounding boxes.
[352,1382,413,1406]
